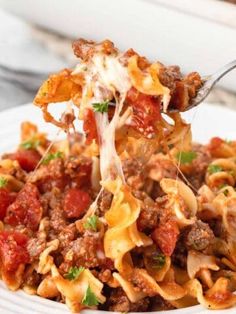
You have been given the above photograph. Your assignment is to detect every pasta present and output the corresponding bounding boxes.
[0,38,235,313]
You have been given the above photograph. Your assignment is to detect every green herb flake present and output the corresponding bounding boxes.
[208,164,223,174]
[82,285,99,306]
[0,177,8,188]
[176,151,197,165]
[223,189,229,196]
[65,266,85,280]
[92,100,109,113]
[20,139,41,150]
[152,253,166,269]
[42,151,63,165]
[83,215,98,232]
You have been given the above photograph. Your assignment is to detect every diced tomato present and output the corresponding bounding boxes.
[151,220,179,256]
[83,109,98,144]
[5,183,42,231]
[208,137,225,157]
[126,87,161,137]
[12,149,41,172]
[209,137,224,151]
[0,189,14,220]
[0,231,29,272]
[63,188,91,218]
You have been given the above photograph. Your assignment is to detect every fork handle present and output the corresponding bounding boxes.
[210,59,236,84]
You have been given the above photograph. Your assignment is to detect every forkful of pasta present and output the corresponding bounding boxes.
[33,39,235,143]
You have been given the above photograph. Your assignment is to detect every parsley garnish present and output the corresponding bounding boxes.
[223,189,229,196]
[0,177,7,188]
[42,151,63,165]
[176,151,197,165]
[65,266,85,280]
[83,215,98,232]
[82,285,99,306]
[208,164,222,174]
[20,139,40,150]
[152,253,166,269]
[92,100,109,113]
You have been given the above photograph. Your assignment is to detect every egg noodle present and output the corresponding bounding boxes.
[0,39,236,312]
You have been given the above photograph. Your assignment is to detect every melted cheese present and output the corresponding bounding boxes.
[92,54,131,94]
[75,54,131,182]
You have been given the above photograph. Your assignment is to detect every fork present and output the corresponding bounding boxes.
[185,60,236,111]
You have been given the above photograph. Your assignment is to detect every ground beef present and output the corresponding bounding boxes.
[208,219,227,239]
[184,220,215,251]
[58,223,77,250]
[97,189,113,216]
[183,72,202,98]
[172,235,187,268]
[27,237,46,261]
[122,158,146,190]
[181,143,211,189]
[64,155,92,189]
[147,154,177,182]
[29,159,68,193]
[47,189,67,234]
[70,235,106,268]
[155,195,172,223]
[107,288,150,312]
[134,191,160,232]
[130,268,157,297]
[72,39,117,61]
[159,66,202,111]
[150,296,176,311]
[159,65,182,92]
[24,269,41,288]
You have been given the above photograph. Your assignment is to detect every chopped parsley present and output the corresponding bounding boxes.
[92,100,109,113]
[83,215,98,232]
[208,164,223,174]
[82,285,99,306]
[42,151,63,165]
[152,253,166,269]
[65,266,85,280]
[176,151,197,165]
[223,189,229,196]
[219,184,229,196]
[20,139,41,150]
[0,177,7,188]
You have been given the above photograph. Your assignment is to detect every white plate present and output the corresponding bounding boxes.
[0,102,235,314]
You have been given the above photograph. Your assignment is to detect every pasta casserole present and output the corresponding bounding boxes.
[0,39,236,312]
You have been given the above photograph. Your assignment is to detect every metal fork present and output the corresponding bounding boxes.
[186,60,236,111]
